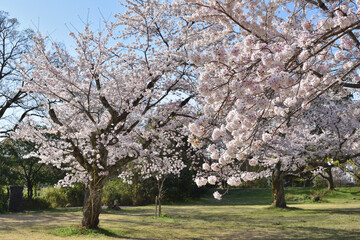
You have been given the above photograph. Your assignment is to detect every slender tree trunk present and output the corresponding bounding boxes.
[27,181,33,200]
[156,178,165,217]
[6,187,9,201]
[155,196,158,217]
[82,182,105,229]
[272,162,286,208]
[158,194,162,216]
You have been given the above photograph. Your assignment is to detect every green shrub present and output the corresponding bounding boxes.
[240,177,270,188]
[23,197,50,210]
[102,178,156,207]
[162,170,206,203]
[65,184,85,206]
[102,179,123,206]
[0,187,8,212]
[313,176,328,188]
[41,184,84,208]
[41,187,67,208]
[285,193,309,202]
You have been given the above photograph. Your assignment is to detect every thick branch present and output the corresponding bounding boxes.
[0,90,24,119]
[49,108,63,126]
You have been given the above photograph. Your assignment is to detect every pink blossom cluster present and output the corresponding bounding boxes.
[183,0,360,198]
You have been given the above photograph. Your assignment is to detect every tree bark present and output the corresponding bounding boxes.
[155,178,165,217]
[83,185,90,207]
[82,182,105,229]
[158,195,162,216]
[325,167,335,190]
[272,162,286,208]
[27,182,33,200]
[155,196,158,217]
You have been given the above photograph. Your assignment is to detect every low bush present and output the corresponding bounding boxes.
[40,184,84,208]
[240,177,270,188]
[102,178,155,207]
[162,173,207,203]
[23,197,50,210]
[0,187,8,212]
[313,176,328,188]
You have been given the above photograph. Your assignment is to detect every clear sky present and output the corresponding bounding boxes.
[1,0,124,48]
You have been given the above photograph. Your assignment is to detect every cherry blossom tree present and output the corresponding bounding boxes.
[183,0,360,207]
[289,95,360,191]
[120,129,194,217]
[313,165,355,189]
[338,159,360,183]
[15,1,199,228]
[192,94,360,207]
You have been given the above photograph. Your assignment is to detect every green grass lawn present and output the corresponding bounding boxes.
[0,187,359,239]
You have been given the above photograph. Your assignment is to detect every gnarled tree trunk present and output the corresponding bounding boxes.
[325,167,335,190]
[82,181,105,229]
[272,162,286,208]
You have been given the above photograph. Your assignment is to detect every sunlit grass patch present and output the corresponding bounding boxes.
[50,225,121,238]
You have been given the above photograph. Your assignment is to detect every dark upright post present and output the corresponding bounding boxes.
[9,186,24,212]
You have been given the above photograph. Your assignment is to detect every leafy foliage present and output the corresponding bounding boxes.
[102,178,155,207]
[40,184,85,208]
[0,139,65,199]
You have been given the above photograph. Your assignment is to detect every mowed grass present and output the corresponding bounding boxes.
[0,187,359,240]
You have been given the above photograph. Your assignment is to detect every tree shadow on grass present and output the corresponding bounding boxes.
[348,190,360,195]
[281,226,360,240]
[333,188,360,193]
[218,226,360,240]
[305,207,360,216]
[263,206,304,211]
[100,218,155,227]
[0,211,82,230]
[102,208,149,214]
[27,207,82,214]
[94,228,150,239]
[92,228,120,238]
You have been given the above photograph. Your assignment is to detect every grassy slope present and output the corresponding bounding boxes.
[0,187,359,240]
[194,186,360,205]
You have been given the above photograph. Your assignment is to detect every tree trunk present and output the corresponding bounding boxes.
[82,182,104,229]
[325,167,335,190]
[155,178,165,217]
[27,181,33,200]
[83,185,90,207]
[155,196,158,217]
[326,177,335,190]
[272,162,286,208]
[158,195,162,217]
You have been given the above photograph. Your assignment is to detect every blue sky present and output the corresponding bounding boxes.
[1,0,124,48]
